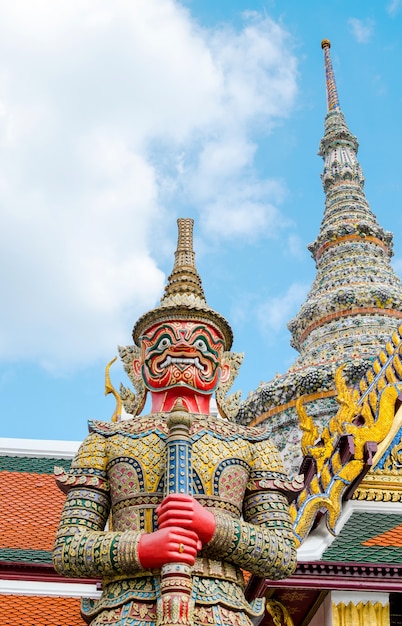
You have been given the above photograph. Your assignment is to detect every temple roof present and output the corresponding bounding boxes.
[0,451,99,625]
[237,41,402,478]
[0,455,71,565]
[322,512,402,564]
[1,596,84,626]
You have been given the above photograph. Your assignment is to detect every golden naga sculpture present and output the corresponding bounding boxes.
[265,599,295,626]
[292,327,402,546]
[53,219,298,626]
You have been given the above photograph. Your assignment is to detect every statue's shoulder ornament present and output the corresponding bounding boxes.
[190,414,272,443]
[88,414,169,439]
[54,465,109,494]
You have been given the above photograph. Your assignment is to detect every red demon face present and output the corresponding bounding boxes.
[136,320,226,394]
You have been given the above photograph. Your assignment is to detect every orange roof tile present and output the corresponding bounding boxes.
[362,524,402,548]
[0,595,85,625]
[0,472,65,551]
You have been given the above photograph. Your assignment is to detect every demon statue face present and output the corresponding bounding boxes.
[133,320,230,406]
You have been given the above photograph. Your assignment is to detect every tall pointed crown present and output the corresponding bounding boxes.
[132,218,233,349]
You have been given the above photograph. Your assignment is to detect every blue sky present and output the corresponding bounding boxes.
[1,0,401,441]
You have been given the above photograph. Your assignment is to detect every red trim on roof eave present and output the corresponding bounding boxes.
[246,561,402,600]
[0,561,100,587]
[5,559,402,595]
[271,574,402,593]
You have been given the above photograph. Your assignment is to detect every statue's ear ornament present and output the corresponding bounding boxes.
[117,344,147,417]
[215,351,244,422]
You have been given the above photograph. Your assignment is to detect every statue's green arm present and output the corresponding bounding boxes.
[205,490,296,579]
[53,432,144,578]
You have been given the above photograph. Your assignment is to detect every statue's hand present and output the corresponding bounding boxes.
[138,527,199,569]
[157,494,216,545]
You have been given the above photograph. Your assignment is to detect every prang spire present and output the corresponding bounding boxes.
[237,41,402,479]
[288,40,399,359]
[321,39,340,112]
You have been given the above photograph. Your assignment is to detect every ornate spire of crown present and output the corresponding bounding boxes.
[132,218,233,349]
[161,218,206,304]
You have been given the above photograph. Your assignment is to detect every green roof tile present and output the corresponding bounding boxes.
[323,512,402,564]
[0,548,53,564]
[0,456,71,474]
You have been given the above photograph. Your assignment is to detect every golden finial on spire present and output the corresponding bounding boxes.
[321,38,340,112]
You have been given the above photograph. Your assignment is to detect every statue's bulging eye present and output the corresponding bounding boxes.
[156,337,171,351]
[194,339,208,353]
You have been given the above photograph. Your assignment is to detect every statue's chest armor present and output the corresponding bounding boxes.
[105,418,253,531]
[192,433,251,510]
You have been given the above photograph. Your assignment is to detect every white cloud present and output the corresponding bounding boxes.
[348,17,375,43]
[200,175,288,241]
[387,0,401,17]
[0,1,298,370]
[186,15,297,239]
[257,282,309,339]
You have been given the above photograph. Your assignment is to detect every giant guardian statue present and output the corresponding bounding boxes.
[54,218,297,626]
